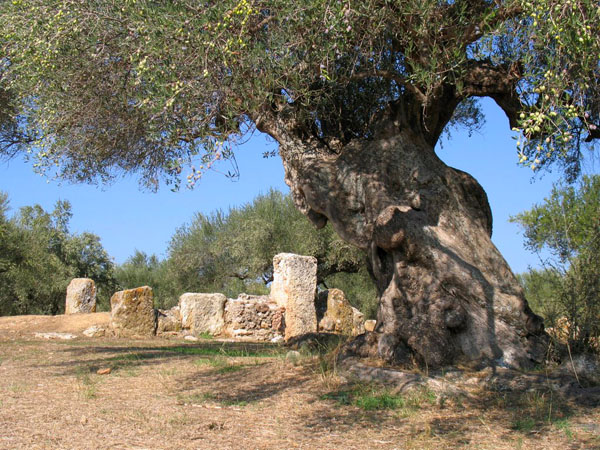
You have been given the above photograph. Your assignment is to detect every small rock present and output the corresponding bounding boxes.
[271,335,284,344]
[96,368,112,375]
[285,350,301,362]
[83,326,106,338]
[34,332,77,340]
[184,335,199,342]
[364,320,377,332]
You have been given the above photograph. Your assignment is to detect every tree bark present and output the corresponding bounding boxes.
[260,112,547,369]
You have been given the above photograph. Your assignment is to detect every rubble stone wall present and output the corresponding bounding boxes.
[223,294,285,342]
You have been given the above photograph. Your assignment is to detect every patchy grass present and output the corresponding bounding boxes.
[554,418,574,439]
[75,366,99,399]
[179,391,251,408]
[196,332,214,340]
[321,384,437,413]
[169,344,284,358]
[0,318,599,449]
[505,389,573,433]
[193,356,247,374]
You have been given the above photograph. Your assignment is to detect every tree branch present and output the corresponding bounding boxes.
[443,1,523,50]
[460,60,523,129]
[350,70,427,104]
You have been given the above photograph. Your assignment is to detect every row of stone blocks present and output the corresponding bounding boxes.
[66,253,367,340]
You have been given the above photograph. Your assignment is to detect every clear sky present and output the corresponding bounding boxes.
[1,98,591,274]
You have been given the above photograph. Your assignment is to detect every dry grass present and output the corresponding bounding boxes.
[0,315,599,449]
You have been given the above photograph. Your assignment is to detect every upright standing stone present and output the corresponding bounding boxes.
[318,288,355,336]
[110,286,157,337]
[179,293,227,336]
[65,278,97,314]
[270,253,318,340]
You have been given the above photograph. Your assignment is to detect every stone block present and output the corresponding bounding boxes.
[318,288,354,335]
[110,286,157,337]
[352,307,365,336]
[270,253,317,340]
[65,278,96,314]
[179,293,226,336]
[157,306,182,333]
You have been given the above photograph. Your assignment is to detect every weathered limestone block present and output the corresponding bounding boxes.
[364,320,377,332]
[318,289,355,336]
[157,306,182,333]
[110,286,157,337]
[83,325,106,338]
[352,307,365,336]
[179,293,226,336]
[223,294,285,341]
[65,278,97,314]
[270,253,317,340]
[35,332,77,340]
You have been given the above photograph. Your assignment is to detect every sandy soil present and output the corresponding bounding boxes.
[0,312,110,337]
[0,314,599,449]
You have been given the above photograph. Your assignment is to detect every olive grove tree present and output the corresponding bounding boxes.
[1,0,599,368]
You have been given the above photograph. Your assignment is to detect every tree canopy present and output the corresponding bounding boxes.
[1,0,598,186]
[168,189,363,288]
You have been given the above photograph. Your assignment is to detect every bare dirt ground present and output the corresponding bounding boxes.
[0,313,599,449]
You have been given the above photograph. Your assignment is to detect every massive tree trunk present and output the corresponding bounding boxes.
[257,102,548,370]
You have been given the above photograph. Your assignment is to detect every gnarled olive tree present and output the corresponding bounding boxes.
[1,0,599,367]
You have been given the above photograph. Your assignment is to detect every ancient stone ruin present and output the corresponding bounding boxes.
[65,278,97,314]
[224,294,285,341]
[317,288,365,336]
[110,286,157,337]
[270,253,318,340]
[74,252,370,341]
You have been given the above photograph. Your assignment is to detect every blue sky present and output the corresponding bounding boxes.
[0,98,588,273]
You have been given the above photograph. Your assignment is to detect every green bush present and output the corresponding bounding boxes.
[513,175,600,353]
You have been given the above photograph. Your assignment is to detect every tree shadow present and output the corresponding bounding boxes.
[174,362,314,406]
[35,339,286,376]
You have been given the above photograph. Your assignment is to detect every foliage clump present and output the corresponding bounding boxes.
[0,0,598,186]
[513,175,600,353]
